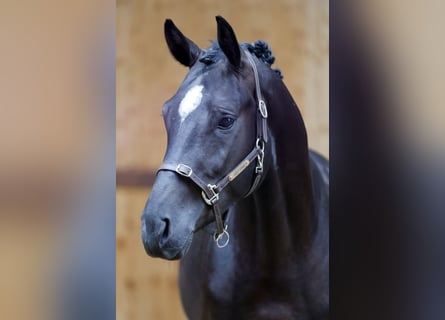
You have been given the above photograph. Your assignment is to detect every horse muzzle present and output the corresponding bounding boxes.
[141,215,193,260]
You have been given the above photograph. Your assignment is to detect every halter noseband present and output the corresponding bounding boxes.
[157,51,268,248]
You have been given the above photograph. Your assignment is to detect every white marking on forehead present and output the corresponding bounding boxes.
[178,85,204,122]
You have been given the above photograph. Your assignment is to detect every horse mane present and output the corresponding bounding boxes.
[199,41,283,79]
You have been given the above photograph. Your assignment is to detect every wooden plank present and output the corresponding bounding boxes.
[116,169,156,187]
[116,187,187,320]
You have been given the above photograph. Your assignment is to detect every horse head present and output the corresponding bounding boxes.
[141,16,272,259]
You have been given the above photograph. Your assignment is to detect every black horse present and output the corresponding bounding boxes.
[141,16,329,320]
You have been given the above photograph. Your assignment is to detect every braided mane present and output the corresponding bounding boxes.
[241,41,283,79]
[199,40,283,79]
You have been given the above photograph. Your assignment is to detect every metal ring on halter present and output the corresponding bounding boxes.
[214,226,230,248]
[259,100,268,118]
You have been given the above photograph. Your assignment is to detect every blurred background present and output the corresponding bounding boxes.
[3,0,443,319]
[116,0,328,319]
[0,1,115,320]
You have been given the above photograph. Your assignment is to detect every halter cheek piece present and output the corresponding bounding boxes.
[157,51,268,248]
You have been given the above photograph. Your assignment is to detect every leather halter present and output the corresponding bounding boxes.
[157,51,268,248]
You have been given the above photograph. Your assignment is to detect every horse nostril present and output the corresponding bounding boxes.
[161,217,170,241]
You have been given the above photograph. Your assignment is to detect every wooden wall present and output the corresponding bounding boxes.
[117,187,186,320]
[117,1,328,319]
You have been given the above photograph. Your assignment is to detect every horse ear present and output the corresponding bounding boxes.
[164,19,201,67]
[216,16,241,68]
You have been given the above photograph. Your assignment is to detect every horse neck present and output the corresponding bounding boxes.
[236,71,315,267]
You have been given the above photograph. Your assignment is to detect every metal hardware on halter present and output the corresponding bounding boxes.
[255,138,265,174]
[228,159,251,182]
[214,225,230,248]
[176,164,193,177]
[256,138,265,152]
[201,184,219,205]
[259,100,268,118]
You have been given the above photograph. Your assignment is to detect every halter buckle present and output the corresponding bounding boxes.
[201,184,219,205]
[176,164,193,177]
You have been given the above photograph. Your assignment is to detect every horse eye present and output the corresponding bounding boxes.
[217,117,235,129]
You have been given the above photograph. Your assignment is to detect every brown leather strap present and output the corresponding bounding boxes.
[159,163,209,193]
[211,203,225,239]
[247,51,268,144]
